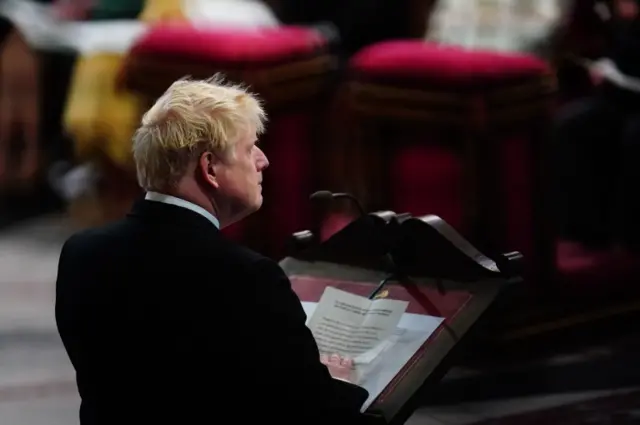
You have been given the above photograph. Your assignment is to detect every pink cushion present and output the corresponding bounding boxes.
[130,24,326,65]
[350,41,549,87]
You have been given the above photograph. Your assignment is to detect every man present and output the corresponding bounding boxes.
[555,0,640,253]
[55,76,368,424]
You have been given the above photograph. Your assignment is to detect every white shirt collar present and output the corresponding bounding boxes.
[145,191,220,229]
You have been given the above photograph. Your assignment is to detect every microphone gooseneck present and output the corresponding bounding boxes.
[310,190,366,217]
[310,189,408,297]
[309,190,334,202]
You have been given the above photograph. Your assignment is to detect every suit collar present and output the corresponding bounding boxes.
[128,198,221,233]
[144,191,220,228]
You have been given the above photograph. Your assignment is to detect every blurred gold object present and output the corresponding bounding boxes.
[138,0,187,22]
[65,0,188,168]
[64,53,145,169]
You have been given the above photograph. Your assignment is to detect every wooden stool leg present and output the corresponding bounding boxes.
[2,30,41,185]
[17,53,41,184]
[0,76,12,184]
[0,30,22,185]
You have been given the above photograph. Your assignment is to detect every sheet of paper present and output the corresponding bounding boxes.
[302,300,444,412]
[305,287,408,360]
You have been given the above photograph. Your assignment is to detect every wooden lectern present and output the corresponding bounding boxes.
[279,211,523,425]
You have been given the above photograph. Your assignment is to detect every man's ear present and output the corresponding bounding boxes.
[198,152,220,189]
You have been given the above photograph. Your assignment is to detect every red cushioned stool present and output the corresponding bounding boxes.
[344,41,555,282]
[481,73,640,301]
[120,24,336,258]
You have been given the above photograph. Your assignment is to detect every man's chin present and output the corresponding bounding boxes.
[250,192,263,211]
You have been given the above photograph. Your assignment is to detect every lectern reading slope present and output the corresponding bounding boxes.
[279,211,522,425]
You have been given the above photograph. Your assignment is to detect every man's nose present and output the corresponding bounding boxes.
[256,147,269,170]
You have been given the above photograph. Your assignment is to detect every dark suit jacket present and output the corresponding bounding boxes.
[55,199,369,425]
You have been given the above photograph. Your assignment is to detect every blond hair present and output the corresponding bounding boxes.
[132,75,266,191]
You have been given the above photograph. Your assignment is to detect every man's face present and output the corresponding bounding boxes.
[211,130,269,226]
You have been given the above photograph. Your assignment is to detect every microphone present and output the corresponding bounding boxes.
[310,191,404,297]
[309,190,367,217]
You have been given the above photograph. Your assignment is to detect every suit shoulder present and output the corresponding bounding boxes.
[62,220,129,255]
[214,236,278,271]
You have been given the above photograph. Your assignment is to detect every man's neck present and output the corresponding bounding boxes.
[169,181,219,217]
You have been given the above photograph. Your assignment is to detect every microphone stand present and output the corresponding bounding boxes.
[309,190,410,299]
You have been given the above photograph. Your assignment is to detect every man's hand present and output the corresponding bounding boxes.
[320,353,354,383]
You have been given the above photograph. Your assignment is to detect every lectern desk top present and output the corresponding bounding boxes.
[280,212,522,425]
